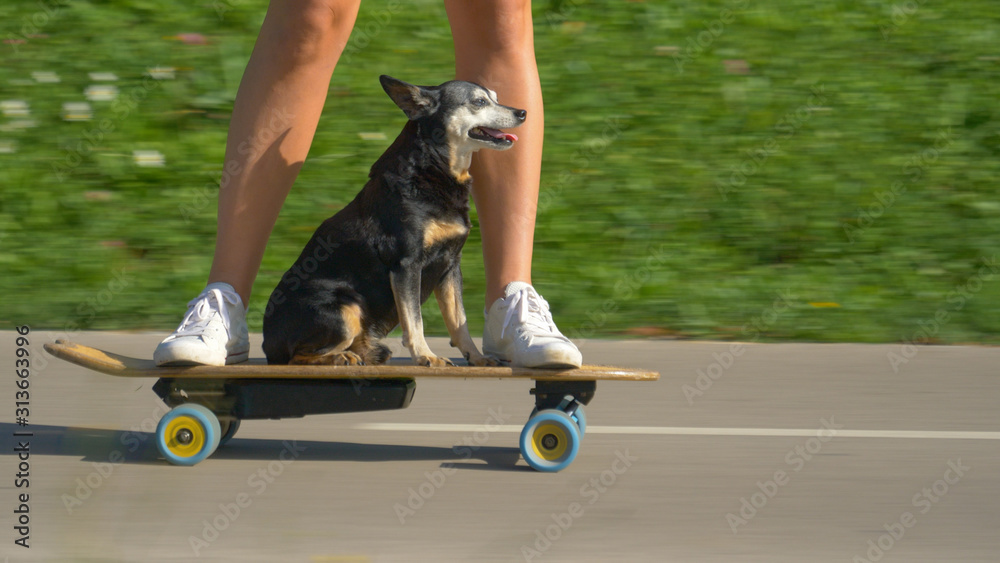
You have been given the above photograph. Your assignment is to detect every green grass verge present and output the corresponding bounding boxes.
[2,0,999,345]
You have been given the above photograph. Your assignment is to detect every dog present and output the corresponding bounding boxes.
[262,75,525,367]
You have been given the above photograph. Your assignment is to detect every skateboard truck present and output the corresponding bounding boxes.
[530,379,595,410]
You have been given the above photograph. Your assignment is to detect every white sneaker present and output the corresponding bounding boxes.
[154,282,250,366]
[483,282,583,369]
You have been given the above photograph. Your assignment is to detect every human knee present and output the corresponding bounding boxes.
[295,0,359,33]
[274,0,360,64]
[480,0,534,54]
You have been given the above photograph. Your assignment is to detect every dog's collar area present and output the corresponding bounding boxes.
[469,126,518,144]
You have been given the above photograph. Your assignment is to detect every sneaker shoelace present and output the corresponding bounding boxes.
[500,288,561,343]
[173,288,239,338]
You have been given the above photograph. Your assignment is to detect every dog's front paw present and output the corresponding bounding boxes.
[466,352,502,367]
[415,355,455,367]
[334,351,365,366]
[291,351,365,366]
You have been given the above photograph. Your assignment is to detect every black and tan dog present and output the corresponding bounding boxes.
[262,75,524,367]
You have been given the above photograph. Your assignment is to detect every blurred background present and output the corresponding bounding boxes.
[1,0,999,344]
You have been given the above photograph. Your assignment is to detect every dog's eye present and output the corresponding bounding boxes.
[472,98,487,107]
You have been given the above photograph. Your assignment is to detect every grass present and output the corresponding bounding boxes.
[2,0,999,345]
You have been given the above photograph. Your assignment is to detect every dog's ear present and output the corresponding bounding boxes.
[380,75,439,120]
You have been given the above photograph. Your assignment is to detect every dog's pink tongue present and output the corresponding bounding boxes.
[482,127,518,142]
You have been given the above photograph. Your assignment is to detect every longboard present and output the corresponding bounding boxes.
[44,339,659,471]
[43,340,659,381]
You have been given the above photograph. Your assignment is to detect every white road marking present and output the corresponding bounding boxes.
[352,423,1000,440]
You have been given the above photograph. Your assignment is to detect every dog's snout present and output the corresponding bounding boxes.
[514,109,526,121]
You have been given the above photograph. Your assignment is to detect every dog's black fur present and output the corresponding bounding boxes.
[262,76,525,367]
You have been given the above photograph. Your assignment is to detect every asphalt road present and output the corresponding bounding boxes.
[2,330,998,562]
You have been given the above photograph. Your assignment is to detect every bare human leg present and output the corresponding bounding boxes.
[446,1,582,367]
[208,0,361,304]
[155,0,360,366]
[444,0,543,307]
